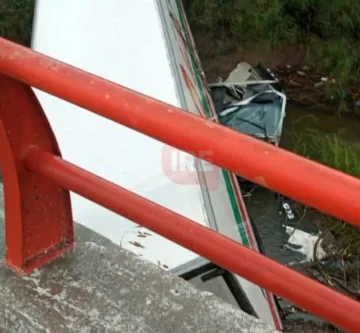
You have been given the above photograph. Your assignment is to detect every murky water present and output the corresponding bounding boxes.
[282,104,360,152]
[247,104,360,261]
[245,104,360,321]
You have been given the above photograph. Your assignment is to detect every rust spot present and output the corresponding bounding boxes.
[254,176,268,187]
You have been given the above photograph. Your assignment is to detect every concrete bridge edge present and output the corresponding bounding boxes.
[0,207,279,333]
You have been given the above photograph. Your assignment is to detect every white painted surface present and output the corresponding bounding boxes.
[157,1,282,328]
[31,0,282,329]
[31,0,209,270]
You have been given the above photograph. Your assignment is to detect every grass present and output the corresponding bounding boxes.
[185,0,360,85]
[185,0,299,44]
[0,0,34,46]
[291,124,360,297]
[292,129,360,178]
[290,121,360,295]
[306,38,360,84]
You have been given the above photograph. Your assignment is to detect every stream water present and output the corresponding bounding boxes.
[248,104,360,261]
[282,104,360,152]
[245,104,360,322]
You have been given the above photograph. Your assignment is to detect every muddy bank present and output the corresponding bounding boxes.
[274,65,360,117]
[192,33,307,82]
[283,320,337,333]
[193,33,360,117]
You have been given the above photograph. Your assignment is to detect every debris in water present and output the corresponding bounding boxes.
[314,81,325,88]
[281,200,295,220]
[283,226,326,262]
[289,80,301,87]
[208,61,287,147]
[297,70,306,76]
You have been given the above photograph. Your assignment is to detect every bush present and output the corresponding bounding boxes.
[186,0,360,83]
[291,125,360,258]
[0,0,34,46]
[292,129,360,178]
[187,0,360,42]
[307,38,360,84]
[186,0,298,43]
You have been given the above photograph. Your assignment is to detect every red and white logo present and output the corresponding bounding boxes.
[162,145,219,191]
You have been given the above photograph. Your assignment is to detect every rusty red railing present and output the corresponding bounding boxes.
[0,38,360,332]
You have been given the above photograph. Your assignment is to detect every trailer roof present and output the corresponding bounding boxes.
[32,0,209,270]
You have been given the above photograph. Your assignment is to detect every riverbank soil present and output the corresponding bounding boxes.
[192,33,307,82]
[193,32,360,118]
[283,320,337,333]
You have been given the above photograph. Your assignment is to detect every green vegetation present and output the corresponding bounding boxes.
[291,117,360,241]
[292,130,360,179]
[186,0,360,85]
[290,119,360,297]
[187,0,360,303]
[0,0,34,46]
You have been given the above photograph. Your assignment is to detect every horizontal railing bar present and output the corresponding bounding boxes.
[0,38,359,227]
[24,148,360,332]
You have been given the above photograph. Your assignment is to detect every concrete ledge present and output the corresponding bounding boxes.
[0,219,279,333]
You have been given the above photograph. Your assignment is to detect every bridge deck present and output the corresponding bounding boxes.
[0,200,278,332]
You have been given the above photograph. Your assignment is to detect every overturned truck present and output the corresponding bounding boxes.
[31,0,282,330]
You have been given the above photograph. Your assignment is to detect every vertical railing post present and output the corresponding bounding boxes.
[0,74,74,274]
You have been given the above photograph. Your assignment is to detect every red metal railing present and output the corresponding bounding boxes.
[0,38,360,331]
